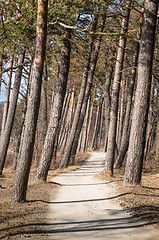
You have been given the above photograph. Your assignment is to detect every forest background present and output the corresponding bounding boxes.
[0,0,159,236]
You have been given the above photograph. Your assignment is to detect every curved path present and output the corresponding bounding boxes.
[47,152,159,239]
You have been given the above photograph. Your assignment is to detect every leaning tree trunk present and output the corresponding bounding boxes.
[40,61,48,135]
[91,99,103,150]
[63,13,106,167]
[87,84,96,147]
[115,30,140,168]
[58,92,71,150]
[12,0,48,202]
[105,0,132,176]
[124,0,158,185]
[13,94,27,170]
[117,73,126,150]
[34,31,71,181]
[80,96,91,152]
[104,65,113,152]
[13,62,33,170]
[0,51,25,175]
[1,55,14,135]
[0,52,2,92]
[59,15,99,169]
[155,84,159,162]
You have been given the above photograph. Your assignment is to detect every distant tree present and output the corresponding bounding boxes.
[0,50,25,175]
[1,55,14,135]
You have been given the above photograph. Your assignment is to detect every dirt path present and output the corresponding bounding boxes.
[46,152,159,240]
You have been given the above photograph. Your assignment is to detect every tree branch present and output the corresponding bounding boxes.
[0,61,30,76]
[49,21,139,42]
[1,79,26,98]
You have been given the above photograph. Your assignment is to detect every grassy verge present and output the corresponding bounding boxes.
[98,167,159,226]
[0,151,90,239]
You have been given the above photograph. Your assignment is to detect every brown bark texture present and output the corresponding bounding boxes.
[105,0,132,175]
[91,99,103,150]
[1,55,14,135]
[12,0,48,202]
[59,15,99,169]
[115,30,140,168]
[124,0,158,185]
[66,13,106,166]
[104,65,113,152]
[0,51,25,175]
[35,31,71,181]
[0,52,2,91]
[80,97,91,152]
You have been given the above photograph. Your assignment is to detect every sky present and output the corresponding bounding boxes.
[0,73,7,102]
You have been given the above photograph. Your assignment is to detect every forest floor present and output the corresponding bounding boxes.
[0,151,159,239]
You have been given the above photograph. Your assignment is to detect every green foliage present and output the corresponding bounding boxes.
[0,0,37,52]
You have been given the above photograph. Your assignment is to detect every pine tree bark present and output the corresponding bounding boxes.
[91,99,103,150]
[0,52,2,92]
[13,95,27,170]
[155,85,159,162]
[62,13,106,167]
[105,0,132,176]
[0,51,25,175]
[104,65,113,152]
[115,32,140,168]
[80,97,90,152]
[41,61,48,134]
[13,62,33,170]
[35,31,71,181]
[60,92,75,154]
[99,99,104,144]
[12,0,48,202]
[59,15,99,169]
[87,85,96,146]
[1,55,14,135]
[58,92,71,150]
[117,74,126,150]
[124,0,158,185]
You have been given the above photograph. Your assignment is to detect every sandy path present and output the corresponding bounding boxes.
[47,152,159,240]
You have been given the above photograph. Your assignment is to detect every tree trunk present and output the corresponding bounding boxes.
[80,96,91,152]
[155,84,159,162]
[124,0,158,185]
[105,0,132,176]
[0,52,2,92]
[13,95,27,170]
[12,0,48,202]
[91,99,103,150]
[104,65,113,152]
[1,55,14,135]
[13,62,33,170]
[99,99,104,145]
[115,31,140,168]
[59,15,99,169]
[87,85,96,147]
[33,60,48,166]
[0,51,25,175]
[35,31,71,181]
[58,92,71,150]
[117,74,126,150]
[69,28,106,164]
[41,61,48,134]
[63,13,106,167]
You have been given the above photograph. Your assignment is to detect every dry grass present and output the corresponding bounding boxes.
[98,167,159,225]
[0,150,90,239]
